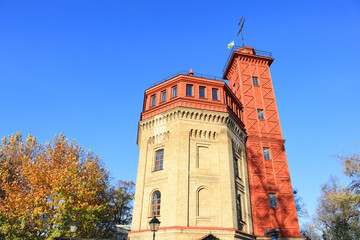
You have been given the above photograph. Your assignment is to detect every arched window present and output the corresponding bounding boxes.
[151,191,161,217]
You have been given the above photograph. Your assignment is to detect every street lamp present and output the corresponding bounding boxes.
[70,222,77,240]
[149,216,161,240]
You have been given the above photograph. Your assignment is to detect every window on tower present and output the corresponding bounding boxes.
[151,191,161,217]
[199,86,206,98]
[151,95,156,106]
[154,149,164,171]
[233,155,240,179]
[237,194,243,225]
[186,84,193,96]
[263,147,270,160]
[161,91,166,102]
[269,193,277,208]
[172,86,177,98]
[257,109,264,119]
[252,77,259,86]
[212,88,218,100]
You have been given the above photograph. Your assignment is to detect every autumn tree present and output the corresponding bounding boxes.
[0,133,113,239]
[300,222,321,240]
[314,153,360,239]
[293,188,308,219]
[109,180,135,225]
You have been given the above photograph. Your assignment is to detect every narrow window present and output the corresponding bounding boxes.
[237,194,243,225]
[151,95,156,106]
[199,86,206,98]
[151,191,161,216]
[186,84,193,96]
[257,109,264,119]
[252,77,259,86]
[172,86,177,97]
[161,91,166,102]
[212,88,218,100]
[233,155,239,178]
[269,193,277,208]
[155,149,164,171]
[263,147,270,160]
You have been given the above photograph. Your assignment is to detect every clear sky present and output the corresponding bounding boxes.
[1,0,359,224]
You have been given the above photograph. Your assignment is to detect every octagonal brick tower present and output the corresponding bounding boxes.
[223,46,301,238]
[129,71,255,240]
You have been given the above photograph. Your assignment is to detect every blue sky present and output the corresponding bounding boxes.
[1,0,359,224]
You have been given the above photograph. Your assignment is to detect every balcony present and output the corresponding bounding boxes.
[150,71,227,88]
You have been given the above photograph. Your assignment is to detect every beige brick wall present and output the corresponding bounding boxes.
[130,107,253,240]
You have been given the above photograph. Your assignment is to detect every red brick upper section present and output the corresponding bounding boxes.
[141,73,244,128]
[223,46,301,238]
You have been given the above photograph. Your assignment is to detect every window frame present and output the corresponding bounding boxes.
[252,76,259,86]
[233,154,240,179]
[269,193,278,208]
[257,109,264,119]
[199,86,206,98]
[186,84,193,96]
[151,191,161,217]
[154,149,164,171]
[161,91,166,102]
[263,147,270,160]
[172,86,177,98]
[151,95,156,107]
[212,88,219,100]
[236,194,243,224]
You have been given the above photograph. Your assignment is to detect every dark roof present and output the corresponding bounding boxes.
[198,234,220,240]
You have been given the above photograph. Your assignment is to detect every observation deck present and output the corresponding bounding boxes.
[141,70,244,128]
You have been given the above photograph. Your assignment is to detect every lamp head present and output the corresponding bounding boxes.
[149,216,161,232]
[70,222,78,233]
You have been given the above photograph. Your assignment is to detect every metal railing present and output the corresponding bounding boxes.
[149,71,227,87]
[222,46,273,74]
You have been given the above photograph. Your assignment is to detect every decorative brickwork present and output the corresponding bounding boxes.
[224,46,301,238]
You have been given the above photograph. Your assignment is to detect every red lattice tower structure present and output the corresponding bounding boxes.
[223,46,301,238]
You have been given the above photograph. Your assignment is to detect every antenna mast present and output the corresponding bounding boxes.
[237,17,246,47]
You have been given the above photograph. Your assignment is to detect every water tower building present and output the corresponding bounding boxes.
[128,46,302,240]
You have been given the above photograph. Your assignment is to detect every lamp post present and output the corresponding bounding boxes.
[70,222,77,240]
[149,216,161,240]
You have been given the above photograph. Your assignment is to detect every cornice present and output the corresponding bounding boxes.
[139,107,246,143]
[223,51,274,80]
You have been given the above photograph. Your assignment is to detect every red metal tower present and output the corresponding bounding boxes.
[223,46,301,238]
